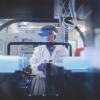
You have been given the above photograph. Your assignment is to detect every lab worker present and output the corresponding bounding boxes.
[29,25,68,76]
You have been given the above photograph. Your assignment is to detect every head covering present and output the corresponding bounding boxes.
[38,25,58,36]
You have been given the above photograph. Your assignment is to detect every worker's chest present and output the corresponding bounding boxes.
[40,47,60,61]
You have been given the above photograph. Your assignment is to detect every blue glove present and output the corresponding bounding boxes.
[38,63,45,74]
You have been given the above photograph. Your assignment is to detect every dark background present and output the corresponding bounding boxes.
[0,0,54,19]
[0,0,100,26]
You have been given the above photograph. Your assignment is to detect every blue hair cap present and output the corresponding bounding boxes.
[38,25,57,36]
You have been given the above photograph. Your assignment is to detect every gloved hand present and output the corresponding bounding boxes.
[38,63,46,74]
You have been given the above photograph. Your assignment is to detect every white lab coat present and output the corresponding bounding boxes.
[29,45,68,76]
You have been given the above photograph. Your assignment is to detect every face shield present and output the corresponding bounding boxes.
[38,25,58,37]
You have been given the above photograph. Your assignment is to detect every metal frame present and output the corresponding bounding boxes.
[7,42,72,56]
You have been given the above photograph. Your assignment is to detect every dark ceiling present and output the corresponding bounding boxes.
[0,0,99,24]
[0,0,54,20]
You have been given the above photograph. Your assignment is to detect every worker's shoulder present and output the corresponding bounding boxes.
[56,45,66,49]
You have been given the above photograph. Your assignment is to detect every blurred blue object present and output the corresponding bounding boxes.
[0,56,28,73]
[63,57,91,72]
[38,29,53,36]
[55,57,91,72]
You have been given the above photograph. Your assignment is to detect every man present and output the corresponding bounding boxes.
[29,25,68,76]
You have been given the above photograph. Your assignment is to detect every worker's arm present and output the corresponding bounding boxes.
[29,46,44,75]
[29,47,40,66]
